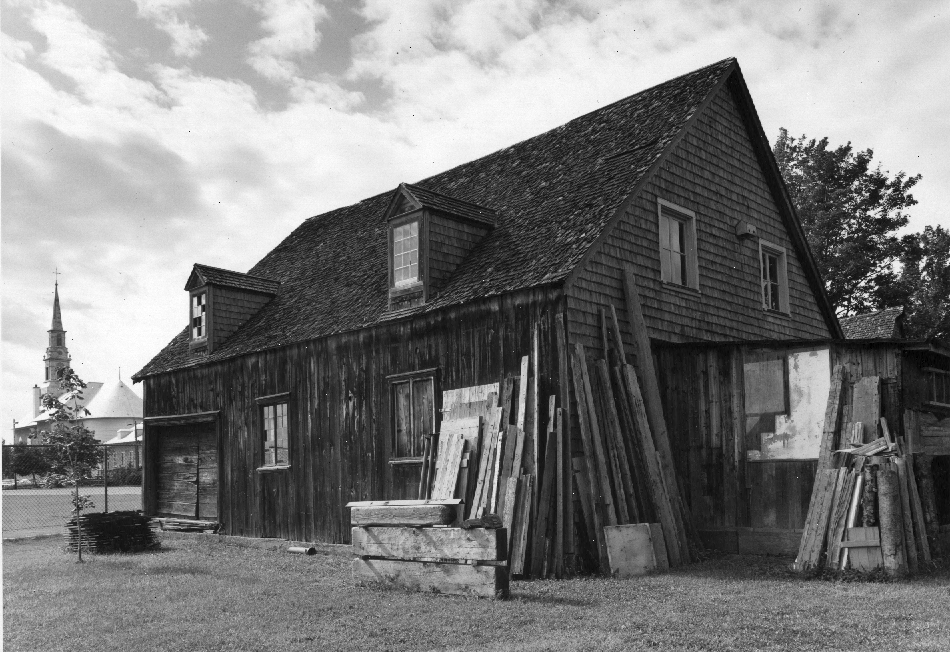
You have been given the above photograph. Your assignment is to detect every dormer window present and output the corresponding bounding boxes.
[393,221,420,286]
[191,292,207,339]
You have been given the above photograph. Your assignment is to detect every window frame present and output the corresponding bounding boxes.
[657,199,699,291]
[758,239,790,314]
[388,210,428,309]
[255,392,291,472]
[189,288,210,346]
[388,368,438,462]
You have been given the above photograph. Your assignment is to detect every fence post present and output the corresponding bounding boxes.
[103,444,109,513]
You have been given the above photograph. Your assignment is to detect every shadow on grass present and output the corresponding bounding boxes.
[508,592,592,606]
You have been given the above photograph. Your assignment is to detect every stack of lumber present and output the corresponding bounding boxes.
[65,510,160,553]
[562,268,700,573]
[348,500,508,598]
[158,518,220,533]
[794,367,940,574]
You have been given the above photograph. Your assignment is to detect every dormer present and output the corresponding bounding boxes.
[384,183,497,310]
[185,264,280,353]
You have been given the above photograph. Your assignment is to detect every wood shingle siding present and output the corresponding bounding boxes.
[428,214,491,295]
[566,82,831,356]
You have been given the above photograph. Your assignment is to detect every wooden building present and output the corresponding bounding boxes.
[134,58,861,558]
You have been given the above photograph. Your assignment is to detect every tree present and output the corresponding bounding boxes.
[36,367,101,562]
[9,445,51,486]
[881,226,950,340]
[773,128,921,315]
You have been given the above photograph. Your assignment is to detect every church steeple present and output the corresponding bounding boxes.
[42,278,71,396]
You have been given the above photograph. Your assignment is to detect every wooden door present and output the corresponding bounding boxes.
[156,423,218,520]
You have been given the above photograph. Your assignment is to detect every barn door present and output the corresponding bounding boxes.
[156,423,218,520]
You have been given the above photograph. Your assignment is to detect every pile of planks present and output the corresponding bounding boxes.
[349,500,508,598]
[66,510,160,553]
[795,367,941,574]
[158,517,220,533]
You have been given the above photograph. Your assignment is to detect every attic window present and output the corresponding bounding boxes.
[759,240,789,313]
[393,221,419,286]
[191,292,207,339]
[658,199,698,290]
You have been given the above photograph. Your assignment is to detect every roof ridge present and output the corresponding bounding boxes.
[193,262,279,281]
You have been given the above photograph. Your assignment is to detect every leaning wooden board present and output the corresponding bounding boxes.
[353,558,509,598]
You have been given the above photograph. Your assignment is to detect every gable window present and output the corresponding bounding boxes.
[393,221,419,287]
[191,292,207,339]
[256,393,290,469]
[658,199,698,290]
[759,240,789,313]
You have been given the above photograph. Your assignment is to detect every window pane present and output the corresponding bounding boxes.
[671,251,683,285]
[412,378,434,458]
[393,381,412,457]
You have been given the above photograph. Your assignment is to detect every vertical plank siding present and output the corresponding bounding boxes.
[143,287,563,544]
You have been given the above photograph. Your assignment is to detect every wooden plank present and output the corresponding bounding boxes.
[595,359,638,523]
[350,504,457,527]
[845,527,884,571]
[877,464,907,575]
[793,468,837,571]
[818,365,847,470]
[851,376,881,444]
[619,363,683,567]
[510,474,534,575]
[353,559,509,599]
[346,499,462,507]
[554,313,573,575]
[603,524,660,577]
[905,456,932,562]
[894,457,919,572]
[621,266,695,560]
[568,346,610,571]
[431,433,466,500]
[826,469,857,569]
[352,526,506,561]
[530,422,559,577]
[517,355,529,432]
[574,343,617,526]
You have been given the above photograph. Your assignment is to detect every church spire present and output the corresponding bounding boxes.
[51,280,63,331]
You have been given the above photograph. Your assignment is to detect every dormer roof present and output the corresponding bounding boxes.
[185,264,280,295]
[385,183,498,227]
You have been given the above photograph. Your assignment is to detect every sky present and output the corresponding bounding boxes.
[2,0,948,442]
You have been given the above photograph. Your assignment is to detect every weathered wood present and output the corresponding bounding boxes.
[510,474,534,575]
[350,504,457,527]
[851,376,881,444]
[346,499,462,507]
[913,453,941,558]
[877,464,907,576]
[826,469,857,570]
[595,359,638,523]
[894,457,919,572]
[571,456,596,559]
[431,433,466,500]
[554,313,573,575]
[844,527,884,572]
[612,365,653,523]
[352,526,506,561]
[905,456,932,562]
[530,421,559,577]
[574,344,617,526]
[861,466,878,527]
[793,468,838,571]
[818,365,847,470]
[603,524,663,577]
[848,438,888,457]
[619,363,683,567]
[353,558,509,599]
[568,345,610,570]
[621,266,695,560]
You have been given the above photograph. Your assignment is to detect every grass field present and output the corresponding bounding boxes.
[2,487,141,538]
[4,535,950,652]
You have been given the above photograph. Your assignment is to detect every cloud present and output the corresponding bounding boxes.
[247,0,329,82]
[133,0,210,58]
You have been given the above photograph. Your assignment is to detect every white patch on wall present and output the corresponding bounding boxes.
[760,347,831,460]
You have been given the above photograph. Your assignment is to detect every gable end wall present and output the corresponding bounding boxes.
[567,81,832,353]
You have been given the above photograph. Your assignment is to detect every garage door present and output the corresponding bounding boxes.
[156,423,218,520]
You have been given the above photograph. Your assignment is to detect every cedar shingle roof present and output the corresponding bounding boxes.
[134,58,737,380]
[839,308,905,340]
[186,264,280,295]
[399,183,498,226]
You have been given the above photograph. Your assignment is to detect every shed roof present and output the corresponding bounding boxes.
[134,57,836,381]
[185,264,280,295]
[839,308,905,340]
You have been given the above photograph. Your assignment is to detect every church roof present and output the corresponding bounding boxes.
[83,379,143,419]
[51,282,63,331]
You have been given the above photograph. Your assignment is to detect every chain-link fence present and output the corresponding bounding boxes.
[2,443,142,539]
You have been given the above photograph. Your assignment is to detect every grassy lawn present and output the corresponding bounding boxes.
[4,535,950,652]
